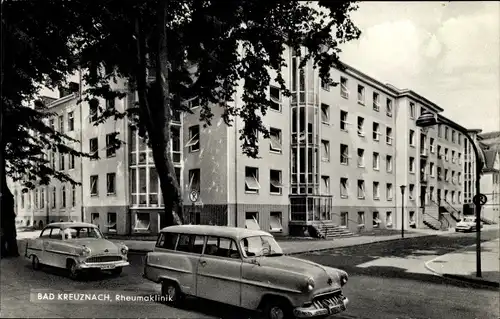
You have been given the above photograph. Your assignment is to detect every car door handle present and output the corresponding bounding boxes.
[199,260,207,266]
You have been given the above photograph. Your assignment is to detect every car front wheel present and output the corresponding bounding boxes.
[262,299,293,319]
[161,280,184,306]
[32,255,42,270]
[67,260,80,280]
[111,267,122,276]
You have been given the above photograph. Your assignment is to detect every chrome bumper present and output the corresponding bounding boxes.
[77,261,130,270]
[293,297,349,318]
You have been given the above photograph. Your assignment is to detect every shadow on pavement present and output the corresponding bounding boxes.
[298,230,499,291]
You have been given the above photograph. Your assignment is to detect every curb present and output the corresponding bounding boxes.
[442,274,499,288]
[424,261,500,289]
[424,240,500,289]
[285,234,438,255]
[126,234,439,255]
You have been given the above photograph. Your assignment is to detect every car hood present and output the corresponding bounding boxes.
[457,222,472,226]
[67,239,121,254]
[258,255,344,290]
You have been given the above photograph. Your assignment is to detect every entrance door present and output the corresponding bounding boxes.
[196,236,242,306]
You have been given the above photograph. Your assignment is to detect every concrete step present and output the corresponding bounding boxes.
[480,217,497,225]
[423,217,441,230]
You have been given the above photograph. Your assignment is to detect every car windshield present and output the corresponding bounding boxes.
[240,235,283,257]
[462,217,475,223]
[62,227,103,239]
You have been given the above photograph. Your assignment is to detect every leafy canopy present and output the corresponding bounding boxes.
[2,0,361,190]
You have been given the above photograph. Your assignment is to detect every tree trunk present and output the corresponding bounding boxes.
[133,4,183,228]
[0,6,19,258]
[155,0,184,226]
[0,120,19,258]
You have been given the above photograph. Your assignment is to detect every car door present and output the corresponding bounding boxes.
[43,228,63,267]
[32,227,51,263]
[196,236,242,307]
[172,234,205,296]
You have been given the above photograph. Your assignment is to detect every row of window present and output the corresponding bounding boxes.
[430,187,462,204]
[437,124,462,145]
[435,167,462,184]
[90,212,117,232]
[436,145,462,164]
[47,150,76,171]
[90,173,116,197]
[330,112,394,144]
[49,112,75,133]
[338,77,394,118]
[334,147,393,171]
[89,133,118,160]
[16,185,77,210]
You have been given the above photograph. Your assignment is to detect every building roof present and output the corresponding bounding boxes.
[160,225,271,240]
[479,131,500,140]
[437,114,469,132]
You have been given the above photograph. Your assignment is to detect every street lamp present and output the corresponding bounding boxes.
[416,110,484,277]
[400,185,406,238]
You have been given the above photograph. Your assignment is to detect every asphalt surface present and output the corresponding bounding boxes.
[1,230,499,319]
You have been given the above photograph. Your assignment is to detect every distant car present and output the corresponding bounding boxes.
[144,225,349,319]
[455,217,484,232]
[25,222,129,279]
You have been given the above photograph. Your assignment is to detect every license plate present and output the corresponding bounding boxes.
[328,303,346,314]
[101,265,115,270]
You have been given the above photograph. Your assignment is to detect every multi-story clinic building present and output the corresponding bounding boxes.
[11,47,469,236]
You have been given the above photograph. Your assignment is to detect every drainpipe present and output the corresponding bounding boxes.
[234,91,238,227]
[78,68,84,222]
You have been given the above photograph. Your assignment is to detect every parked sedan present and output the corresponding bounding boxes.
[455,217,484,232]
[25,222,130,279]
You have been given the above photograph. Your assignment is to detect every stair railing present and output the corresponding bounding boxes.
[442,199,461,221]
[422,211,449,230]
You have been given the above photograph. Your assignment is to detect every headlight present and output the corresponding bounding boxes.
[80,246,91,256]
[121,246,129,255]
[305,277,315,292]
[340,271,348,286]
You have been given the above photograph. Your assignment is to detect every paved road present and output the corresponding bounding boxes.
[297,229,500,319]
[2,229,498,318]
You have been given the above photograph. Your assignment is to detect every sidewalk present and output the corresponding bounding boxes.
[425,238,500,288]
[113,229,450,254]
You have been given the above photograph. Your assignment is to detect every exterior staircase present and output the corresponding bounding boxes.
[480,216,497,225]
[441,200,461,222]
[423,214,442,230]
[440,212,456,229]
[309,221,356,239]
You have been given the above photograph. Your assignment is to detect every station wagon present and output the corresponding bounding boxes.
[143,225,349,319]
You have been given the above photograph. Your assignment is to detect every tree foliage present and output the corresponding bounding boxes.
[1,0,361,237]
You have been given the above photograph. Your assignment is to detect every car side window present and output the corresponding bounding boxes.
[205,236,241,259]
[49,228,62,239]
[176,234,205,254]
[156,232,178,250]
[40,228,51,239]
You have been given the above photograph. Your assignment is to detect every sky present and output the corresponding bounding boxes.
[41,2,499,132]
[339,1,500,133]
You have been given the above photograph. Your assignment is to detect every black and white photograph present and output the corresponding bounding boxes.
[1,1,499,318]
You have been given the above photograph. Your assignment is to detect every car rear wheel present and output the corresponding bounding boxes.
[262,299,293,319]
[161,280,184,306]
[32,255,41,270]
